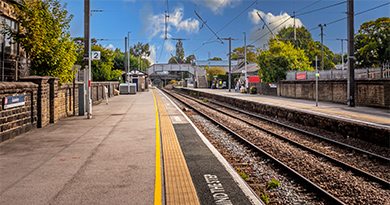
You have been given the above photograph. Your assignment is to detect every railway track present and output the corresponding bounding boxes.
[161,88,390,205]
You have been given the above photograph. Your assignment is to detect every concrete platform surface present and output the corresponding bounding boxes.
[191,88,390,128]
[0,92,156,205]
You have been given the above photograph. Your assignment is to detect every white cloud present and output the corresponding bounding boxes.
[248,9,304,48]
[142,5,199,40]
[147,45,157,64]
[104,44,115,51]
[191,0,242,13]
[165,41,175,53]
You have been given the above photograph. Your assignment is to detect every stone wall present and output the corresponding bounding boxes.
[0,77,119,142]
[179,88,390,147]
[0,82,38,141]
[90,82,119,104]
[278,79,390,108]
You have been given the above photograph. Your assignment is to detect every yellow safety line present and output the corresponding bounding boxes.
[152,90,162,205]
[154,89,200,205]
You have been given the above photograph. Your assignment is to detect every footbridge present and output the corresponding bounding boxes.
[148,63,197,86]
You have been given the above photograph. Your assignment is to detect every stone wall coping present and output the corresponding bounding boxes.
[20,76,59,84]
[0,82,38,93]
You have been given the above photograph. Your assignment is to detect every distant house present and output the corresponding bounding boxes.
[0,0,29,81]
[231,55,260,77]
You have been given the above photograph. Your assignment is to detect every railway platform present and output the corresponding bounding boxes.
[0,88,262,205]
[185,88,390,129]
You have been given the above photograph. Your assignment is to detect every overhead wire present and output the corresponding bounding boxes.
[190,0,259,55]
[185,0,228,53]
[308,2,390,31]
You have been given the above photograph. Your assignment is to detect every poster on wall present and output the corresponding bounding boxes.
[3,95,25,109]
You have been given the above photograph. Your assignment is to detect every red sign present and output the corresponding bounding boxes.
[248,76,260,83]
[296,73,306,80]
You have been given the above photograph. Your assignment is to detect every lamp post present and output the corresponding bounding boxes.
[127,31,131,73]
[243,32,247,93]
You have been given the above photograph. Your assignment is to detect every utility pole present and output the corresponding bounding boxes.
[244,32,247,93]
[318,24,326,71]
[222,37,232,92]
[84,0,91,119]
[336,38,347,70]
[347,0,355,107]
[125,37,128,82]
[128,31,131,74]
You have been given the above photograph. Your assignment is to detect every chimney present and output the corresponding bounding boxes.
[237,54,245,65]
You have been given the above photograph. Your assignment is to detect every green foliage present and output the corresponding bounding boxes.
[268,178,281,189]
[209,57,222,61]
[250,86,257,94]
[206,67,226,81]
[231,45,257,62]
[185,54,196,65]
[90,44,122,81]
[113,50,125,71]
[355,17,390,68]
[130,42,150,57]
[8,0,77,83]
[260,193,269,204]
[257,41,312,82]
[277,27,335,70]
[176,40,185,63]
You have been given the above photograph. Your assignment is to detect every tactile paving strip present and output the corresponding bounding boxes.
[154,90,200,205]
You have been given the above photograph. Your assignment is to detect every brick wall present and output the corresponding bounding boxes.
[0,82,38,141]
[278,79,389,108]
[90,82,119,104]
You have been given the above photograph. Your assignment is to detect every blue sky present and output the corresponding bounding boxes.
[62,0,390,64]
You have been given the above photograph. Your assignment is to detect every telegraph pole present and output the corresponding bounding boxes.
[336,38,347,70]
[222,37,232,92]
[347,0,355,107]
[84,0,91,119]
[125,37,128,82]
[243,32,247,92]
[318,24,326,71]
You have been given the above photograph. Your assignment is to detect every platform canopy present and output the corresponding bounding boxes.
[147,63,195,75]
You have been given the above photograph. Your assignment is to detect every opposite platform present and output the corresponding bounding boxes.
[186,88,390,128]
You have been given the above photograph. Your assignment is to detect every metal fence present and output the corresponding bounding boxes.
[286,62,390,80]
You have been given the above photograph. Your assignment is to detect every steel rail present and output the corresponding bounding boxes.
[210,100,390,163]
[172,90,390,188]
[162,89,346,205]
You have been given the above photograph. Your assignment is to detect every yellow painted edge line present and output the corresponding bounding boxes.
[152,89,162,205]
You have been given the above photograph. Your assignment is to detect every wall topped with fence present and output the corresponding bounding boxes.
[286,62,390,80]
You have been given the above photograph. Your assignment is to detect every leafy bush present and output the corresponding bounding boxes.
[250,86,257,94]
[260,193,269,204]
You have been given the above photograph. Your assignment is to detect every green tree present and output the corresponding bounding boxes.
[206,67,226,81]
[175,40,185,63]
[277,27,335,70]
[113,49,125,71]
[257,41,312,82]
[355,17,390,67]
[185,54,196,65]
[230,45,257,62]
[306,41,335,70]
[209,57,222,61]
[7,0,77,83]
[91,44,122,81]
[130,42,151,57]
[277,27,313,51]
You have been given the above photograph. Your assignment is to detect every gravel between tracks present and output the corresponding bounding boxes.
[172,92,390,205]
